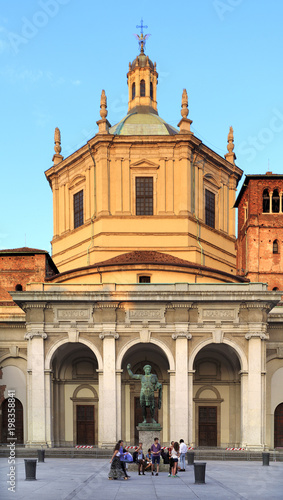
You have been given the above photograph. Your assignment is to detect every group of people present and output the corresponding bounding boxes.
[108,437,188,480]
[167,439,188,477]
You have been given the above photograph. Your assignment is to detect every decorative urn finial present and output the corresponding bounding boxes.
[225,126,236,164]
[100,89,108,119]
[96,89,111,134]
[181,88,189,118]
[177,88,193,134]
[54,127,61,154]
[52,127,63,165]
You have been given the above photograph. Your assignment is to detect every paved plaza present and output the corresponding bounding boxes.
[1,457,283,500]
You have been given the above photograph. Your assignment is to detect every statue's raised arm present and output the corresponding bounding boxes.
[127,363,142,380]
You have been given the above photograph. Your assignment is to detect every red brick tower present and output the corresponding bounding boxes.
[235,173,283,290]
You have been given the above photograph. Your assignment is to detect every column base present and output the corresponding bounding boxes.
[25,441,51,449]
[245,445,265,451]
[100,442,116,449]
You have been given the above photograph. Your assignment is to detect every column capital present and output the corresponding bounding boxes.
[99,331,119,340]
[25,331,47,340]
[245,332,269,340]
[172,332,192,340]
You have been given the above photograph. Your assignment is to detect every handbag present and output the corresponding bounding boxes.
[121,452,133,462]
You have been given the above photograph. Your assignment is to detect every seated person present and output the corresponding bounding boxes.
[145,449,154,471]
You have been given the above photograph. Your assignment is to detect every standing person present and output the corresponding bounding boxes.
[171,442,180,477]
[109,440,124,480]
[136,442,146,475]
[151,437,161,476]
[120,442,130,479]
[179,439,187,471]
[168,440,174,477]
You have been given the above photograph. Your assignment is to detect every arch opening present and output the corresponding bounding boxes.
[193,343,241,448]
[121,342,170,445]
[51,342,99,447]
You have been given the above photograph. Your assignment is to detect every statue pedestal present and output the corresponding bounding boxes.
[137,424,162,453]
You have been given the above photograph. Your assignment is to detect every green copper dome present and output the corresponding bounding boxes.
[109,106,178,136]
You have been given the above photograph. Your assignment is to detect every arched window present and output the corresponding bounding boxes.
[150,82,153,99]
[273,287,279,291]
[272,189,280,213]
[15,284,23,291]
[273,239,279,254]
[132,82,135,100]
[140,79,145,97]
[263,189,270,213]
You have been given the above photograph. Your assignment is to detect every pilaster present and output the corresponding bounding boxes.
[172,330,191,444]
[99,330,119,447]
[25,324,48,447]
[243,329,268,450]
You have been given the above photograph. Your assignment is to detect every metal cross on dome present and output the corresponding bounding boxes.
[136,19,148,35]
[134,18,151,54]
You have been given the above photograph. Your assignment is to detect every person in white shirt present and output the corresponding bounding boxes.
[171,442,180,477]
[179,439,188,471]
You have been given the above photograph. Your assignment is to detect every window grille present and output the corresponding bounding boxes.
[136,177,153,215]
[205,189,215,228]
[74,190,84,229]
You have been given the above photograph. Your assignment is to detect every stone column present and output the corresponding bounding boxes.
[188,370,195,446]
[99,331,119,448]
[116,369,123,439]
[168,370,175,440]
[244,330,268,450]
[97,369,104,447]
[171,331,191,444]
[240,370,248,447]
[44,369,53,447]
[25,328,48,447]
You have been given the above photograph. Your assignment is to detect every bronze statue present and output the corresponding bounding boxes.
[127,363,162,424]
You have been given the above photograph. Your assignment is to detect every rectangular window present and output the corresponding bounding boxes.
[74,190,84,229]
[136,177,153,215]
[139,275,151,283]
[205,189,215,228]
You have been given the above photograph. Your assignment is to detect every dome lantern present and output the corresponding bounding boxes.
[127,20,158,113]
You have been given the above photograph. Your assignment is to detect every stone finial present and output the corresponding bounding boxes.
[225,126,236,164]
[181,88,189,118]
[97,89,111,134]
[177,88,193,134]
[100,89,108,119]
[52,127,63,165]
[227,126,234,153]
[54,127,61,154]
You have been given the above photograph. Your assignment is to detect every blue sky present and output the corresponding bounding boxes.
[1,0,283,252]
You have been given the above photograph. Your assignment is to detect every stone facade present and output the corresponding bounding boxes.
[1,42,283,451]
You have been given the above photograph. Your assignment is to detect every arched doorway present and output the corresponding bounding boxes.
[1,398,23,444]
[121,343,170,445]
[51,342,99,446]
[193,343,241,448]
[274,403,283,448]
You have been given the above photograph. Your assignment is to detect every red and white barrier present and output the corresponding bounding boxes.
[76,444,195,450]
[75,445,94,448]
[125,445,194,451]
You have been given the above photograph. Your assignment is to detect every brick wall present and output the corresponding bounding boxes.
[237,177,283,290]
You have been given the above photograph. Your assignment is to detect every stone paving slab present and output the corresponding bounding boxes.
[1,458,283,500]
